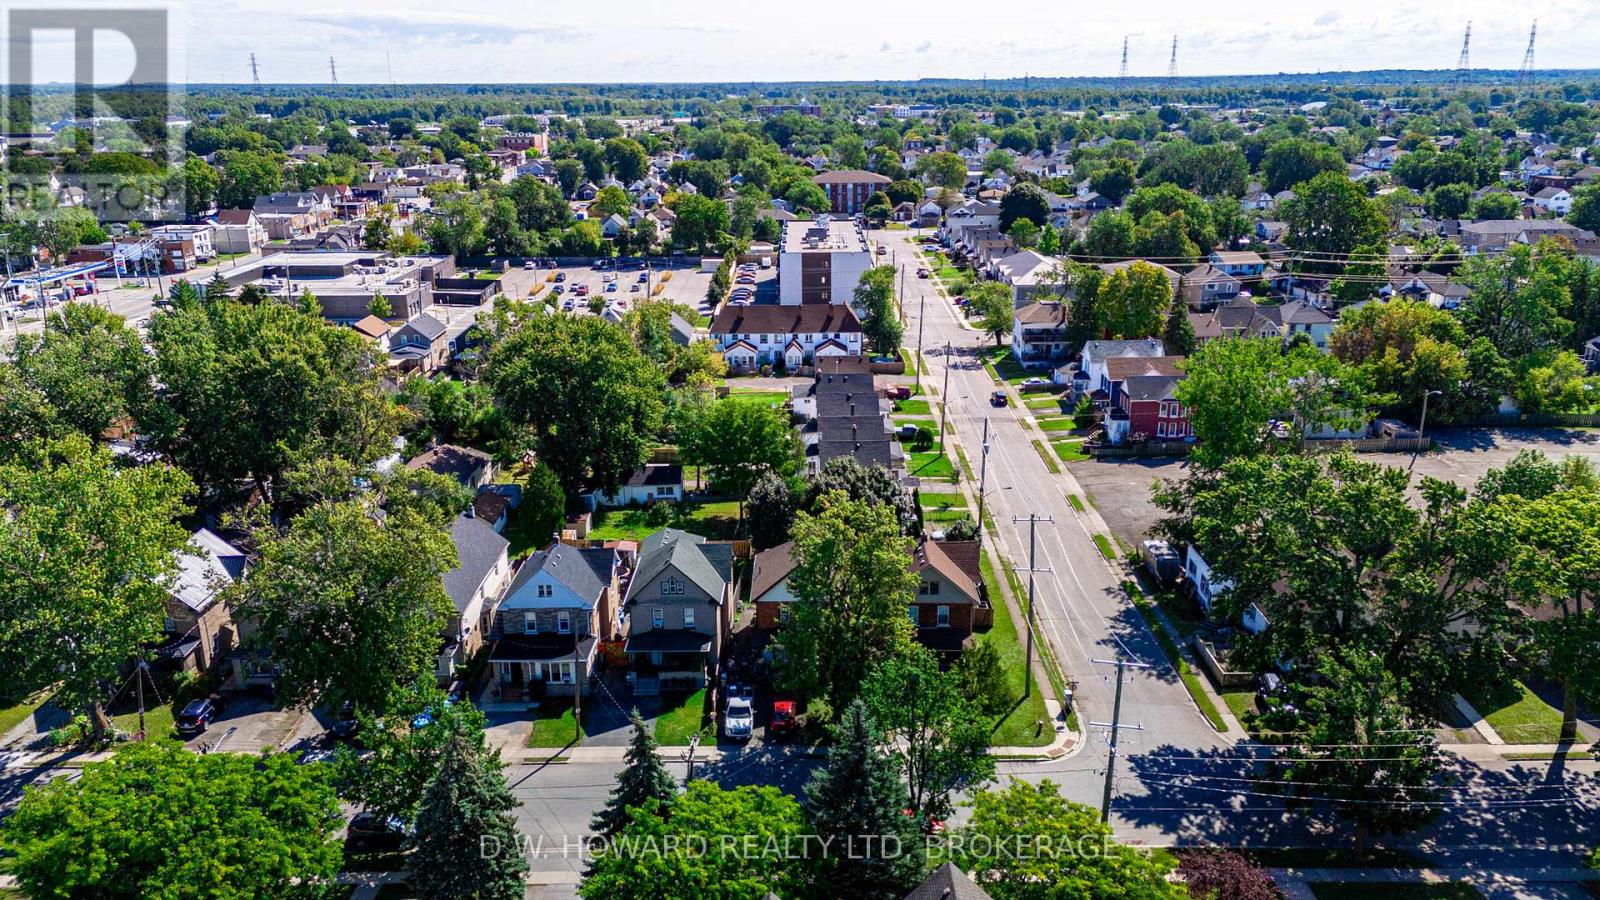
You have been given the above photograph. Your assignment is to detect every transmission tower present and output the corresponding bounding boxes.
[1118,36,1129,81]
[1454,22,1470,82]
[249,52,260,85]
[329,56,339,85]
[1517,20,1536,89]
[1167,36,1178,80]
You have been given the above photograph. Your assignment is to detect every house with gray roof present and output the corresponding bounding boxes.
[622,529,736,693]
[437,513,511,685]
[156,529,246,675]
[1061,338,1168,399]
[489,542,621,700]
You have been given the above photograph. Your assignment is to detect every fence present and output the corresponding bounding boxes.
[1469,412,1600,429]
[1087,435,1432,458]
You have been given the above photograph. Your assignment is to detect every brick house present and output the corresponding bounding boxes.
[489,542,622,700]
[812,169,892,214]
[1101,357,1189,445]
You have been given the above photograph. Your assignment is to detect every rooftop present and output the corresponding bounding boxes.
[781,216,870,254]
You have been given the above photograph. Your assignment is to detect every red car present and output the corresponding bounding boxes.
[769,701,798,739]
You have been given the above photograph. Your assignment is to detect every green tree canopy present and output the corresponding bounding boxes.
[854,264,903,355]
[862,644,994,820]
[592,708,679,837]
[411,733,529,900]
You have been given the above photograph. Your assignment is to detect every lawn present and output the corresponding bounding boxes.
[0,694,46,738]
[978,551,1054,747]
[1221,689,1257,725]
[909,452,955,479]
[1051,439,1090,463]
[900,347,918,374]
[924,507,973,523]
[654,689,708,745]
[1066,494,1085,513]
[1310,885,1481,900]
[1464,680,1568,744]
[895,398,932,416]
[984,348,1033,386]
[725,390,789,407]
[1092,534,1116,560]
[526,698,582,748]
[1035,417,1076,432]
[109,703,175,740]
[1125,582,1227,732]
[1024,395,1066,412]
[588,500,742,542]
[1030,439,1061,474]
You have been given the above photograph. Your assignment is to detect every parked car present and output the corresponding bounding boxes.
[523,260,536,270]
[603,272,617,283]
[723,690,754,741]
[990,390,1009,407]
[346,812,411,853]
[554,272,567,282]
[1021,377,1049,390]
[331,701,360,741]
[638,271,649,282]
[1256,672,1285,699]
[769,700,798,739]
[630,283,642,292]
[606,282,618,292]
[175,698,217,736]
[917,268,930,278]
[876,246,887,255]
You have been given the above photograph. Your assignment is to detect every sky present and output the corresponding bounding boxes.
[10,0,1600,86]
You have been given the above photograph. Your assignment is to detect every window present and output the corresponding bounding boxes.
[651,608,664,628]
[683,608,696,629]
[919,580,940,596]
[536,583,553,598]
[556,610,571,634]
[936,606,950,627]
[523,614,539,634]
[907,607,920,625]
[778,605,792,624]
[661,577,684,595]
[163,616,178,633]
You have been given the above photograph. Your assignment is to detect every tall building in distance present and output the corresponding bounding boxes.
[810,168,892,214]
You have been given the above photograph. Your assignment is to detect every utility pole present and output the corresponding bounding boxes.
[913,288,928,393]
[1090,657,1149,823]
[135,660,148,740]
[573,623,583,744]
[975,418,992,542]
[1012,514,1054,696]
[681,732,701,784]
[937,340,952,453]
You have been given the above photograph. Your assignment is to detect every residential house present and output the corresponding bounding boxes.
[388,313,451,375]
[209,209,269,254]
[592,464,685,507]
[1100,356,1189,444]
[987,249,1061,307]
[155,529,246,674]
[905,864,993,900]
[938,200,1001,246]
[406,443,495,490]
[622,529,736,693]
[709,302,862,372]
[1061,338,1167,399]
[349,314,392,350]
[437,513,512,684]
[1182,545,1267,634]
[1584,335,1600,374]
[1186,295,1281,344]
[490,543,622,699]
[1454,219,1594,254]
[790,360,904,478]
[1208,250,1267,278]
[1010,301,1070,367]
[252,192,334,239]
[1261,299,1335,349]
[812,169,892,214]
[1179,264,1243,308]
[1532,187,1574,216]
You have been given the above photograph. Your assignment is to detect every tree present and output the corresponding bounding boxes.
[4,304,151,448]
[1329,298,1491,422]
[0,437,191,736]
[863,190,894,225]
[580,781,814,900]
[336,683,491,824]
[1424,182,1473,219]
[1457,241,1573,360]
[145,299,402,499]
[1007,218,1040,250]
[805,456,919,536]
[215,149,283,209]
[183,155,219,216]
[604,137,649,185]
[592,709,678,837]
[1470,191,1522,221]
[854,264,902,355]
[0,742,343,899]
[242,498,456,712]
[1281,171,1389,271]
[861,644,994,820]
[1261,138,1345,193]
[411,735,528,900]
[1175,338,1374,468]
[592,184,631,220]
[1134,211,1200,265]
[951,780,1184,900]
[1567,183,1600,232]
[746,472,797,551]
[1499,484,1600,742]
[204,270,233,303]
[1162,296,1197,357]
[970,281,1014,347]
[802,700,924,899]
[1099,260,1174,339]
[952,639,1013,717]
[1089,157,1137,205]
[1127,183,1217,251]
[520,462,568,551]
[999,183,1051,233]
[487,313,666,496]
[781,492,917,712]
[672,193,730,255]
[677,399,800,512]
[1173,850,1283,900]
[916,151,967,190]
[553,158,584,197]
[1077,210,1136,261]
[1281,650,1442,836]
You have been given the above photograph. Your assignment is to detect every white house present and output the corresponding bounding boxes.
[592,464,685,507]
[708,303,863,372]
[1533,187,1573,216]
[1183,545,1267,635]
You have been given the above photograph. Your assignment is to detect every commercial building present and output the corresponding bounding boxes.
[778,215,873,306]
[216,251,456,321]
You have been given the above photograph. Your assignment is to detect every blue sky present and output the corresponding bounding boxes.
[12,0,1600,85]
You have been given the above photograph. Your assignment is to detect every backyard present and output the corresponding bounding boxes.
[587,500,742,542]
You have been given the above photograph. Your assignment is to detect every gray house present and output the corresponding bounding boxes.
[489,543,621,700]
[622,529,736,693]
[437,513,512,685]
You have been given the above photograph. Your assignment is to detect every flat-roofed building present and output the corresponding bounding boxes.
[778,215,873,306]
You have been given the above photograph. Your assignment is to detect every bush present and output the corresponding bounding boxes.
[911,426,934,452]
[643,501,673,527]
[1174,849,1283,900]
[1071,394,1096,431]
[944,517,980,541]
[954,641,1014,718]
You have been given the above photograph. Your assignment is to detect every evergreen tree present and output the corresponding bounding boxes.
[203,270,232,303]
[411,735,529,900]
[1162,297,1197,357]
[167,278,200,307]
[802,700,924,899]
[591,709,677,837]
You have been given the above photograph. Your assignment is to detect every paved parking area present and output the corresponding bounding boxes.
[516,262,716,319]
[1070,426,1600,546]
[183,695,305,753]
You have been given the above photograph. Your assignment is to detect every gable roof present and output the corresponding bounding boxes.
[350,315,390,339]
[904,863,992,900]
[812,169,892,185]
[619,464,683,488]
[910,539,980,604]
[1081,339,1166,367]
[628,529,729,604]
[397,313,447,341]
[1015,301,1068,326]
[751,541,796,602]
[169,528,247,613]
[508,542,613,607]
[1104,355,1185,381]
[1260,299,1332,327]
[212,208,258,226]
[406,444,491,484]
[710,304,862,335]
[443,514,509,614]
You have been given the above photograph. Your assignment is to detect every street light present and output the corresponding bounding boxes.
[1410,389,1443,472]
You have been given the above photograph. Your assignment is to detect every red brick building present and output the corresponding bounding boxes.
[812,169,892,215]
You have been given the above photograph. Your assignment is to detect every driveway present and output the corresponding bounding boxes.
[184,696,304,753]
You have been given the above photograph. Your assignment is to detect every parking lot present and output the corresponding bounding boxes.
[512,260,718,319]
[1070,426,1600,547]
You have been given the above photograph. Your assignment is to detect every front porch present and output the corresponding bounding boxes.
[622,630,713,694]
[486,633,597,705]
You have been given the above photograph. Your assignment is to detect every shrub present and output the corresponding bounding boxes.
[954,641,1014,718]
[643,501,673,527]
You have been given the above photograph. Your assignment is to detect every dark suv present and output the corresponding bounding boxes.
[175,699,217,736]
